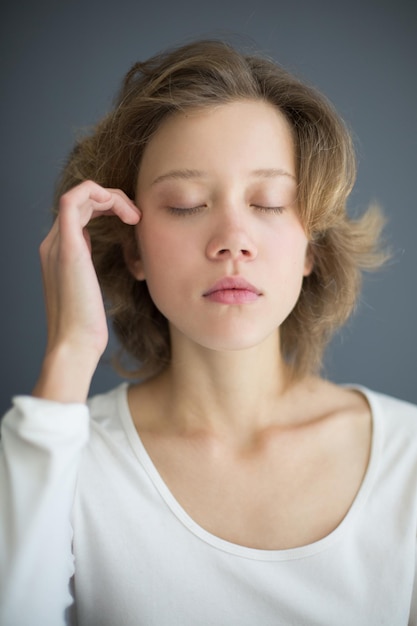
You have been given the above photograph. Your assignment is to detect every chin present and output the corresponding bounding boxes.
[178,326,280,354]
[167,312,284,354]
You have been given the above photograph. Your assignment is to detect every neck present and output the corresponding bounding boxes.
[155,330,296,441]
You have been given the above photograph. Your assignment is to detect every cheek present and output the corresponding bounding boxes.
[137,220,169,264]
[137,219,195,281]
[268,226,309,270]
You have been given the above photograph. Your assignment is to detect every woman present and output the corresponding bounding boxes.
[1,39,416,625]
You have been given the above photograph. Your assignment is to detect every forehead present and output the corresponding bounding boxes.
[138,100,296,185]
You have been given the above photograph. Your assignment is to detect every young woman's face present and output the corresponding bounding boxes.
[132,100,312,352]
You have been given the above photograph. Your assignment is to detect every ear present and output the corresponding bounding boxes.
[123,236,146,281]
[303,243,314,277]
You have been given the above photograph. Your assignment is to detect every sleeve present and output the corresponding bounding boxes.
[409,545,417,626]
[0,396,89,626]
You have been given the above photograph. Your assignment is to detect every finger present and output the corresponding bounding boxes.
[59,182,141,231]
[89,189,141,225]
[67,181,140,220]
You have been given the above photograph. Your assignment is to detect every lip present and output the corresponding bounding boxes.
[203,276,262,304]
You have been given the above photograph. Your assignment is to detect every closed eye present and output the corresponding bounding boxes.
[167,205,205,216]
[252,205,285,215]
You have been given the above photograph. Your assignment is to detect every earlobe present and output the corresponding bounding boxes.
[130,258,146,281]
[123,238,146,281]
[303,244,314,277]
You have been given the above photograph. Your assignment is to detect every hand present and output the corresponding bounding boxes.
[33,181,141,402]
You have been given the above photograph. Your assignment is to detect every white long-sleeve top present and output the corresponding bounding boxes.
[1,383,417,625]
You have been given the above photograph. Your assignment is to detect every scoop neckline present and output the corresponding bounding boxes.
[115,382,382,562]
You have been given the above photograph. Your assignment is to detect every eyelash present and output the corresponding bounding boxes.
[167,206,205,216]
[252,205,285,214]
[167,205,285,216]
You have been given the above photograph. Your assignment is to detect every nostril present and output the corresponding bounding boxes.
[215,247,252,258]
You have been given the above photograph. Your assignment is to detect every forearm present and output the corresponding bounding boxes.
[33,181,141,406]
[33,343,100,404]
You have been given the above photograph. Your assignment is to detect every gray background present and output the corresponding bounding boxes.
[1,0,416,414]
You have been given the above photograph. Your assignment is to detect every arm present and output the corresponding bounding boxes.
[0,397,89,626]
[33,180,141,403]
[409,545,417,625]
[0,182,140,624]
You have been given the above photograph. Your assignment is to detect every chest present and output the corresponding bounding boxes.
[72,428,415,626]
[138,425,371,550]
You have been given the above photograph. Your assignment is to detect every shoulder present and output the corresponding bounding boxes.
[316,380,417,459]
[360,387,417,432]
[86,383,129,431]
[79,383,137,470]
[358,388,417,478]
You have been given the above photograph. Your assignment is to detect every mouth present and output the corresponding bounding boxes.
[203,277,262,304]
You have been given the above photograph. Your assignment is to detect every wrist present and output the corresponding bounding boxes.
[33,343,101,403]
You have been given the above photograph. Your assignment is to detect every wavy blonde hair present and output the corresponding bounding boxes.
[53,39,387,379]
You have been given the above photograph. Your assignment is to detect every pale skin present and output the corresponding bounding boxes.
[34,100,372,550]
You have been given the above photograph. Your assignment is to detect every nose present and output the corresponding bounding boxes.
[205,210,258,262]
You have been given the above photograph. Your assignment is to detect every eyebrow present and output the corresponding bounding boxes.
[151,169,207,186]
[151,167,296,186]
[251,168,296,181]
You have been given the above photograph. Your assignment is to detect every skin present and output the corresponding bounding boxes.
[34,100,372,550]
[33,182,140,402]
[131,100,312,356]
